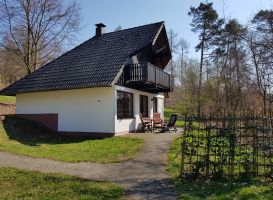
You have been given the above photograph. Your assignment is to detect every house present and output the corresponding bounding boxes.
[0,22,174,137]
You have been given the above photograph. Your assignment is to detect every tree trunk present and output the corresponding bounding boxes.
[197,25,205,116]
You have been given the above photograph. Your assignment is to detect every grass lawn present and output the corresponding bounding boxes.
[164,108,184,127]
[0,95,16,104]
[0,116,144,163]
[164,108,199,127]
[167,137,273,200]
[0,167,124,200]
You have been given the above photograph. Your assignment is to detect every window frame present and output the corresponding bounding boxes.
[117,90,134,119]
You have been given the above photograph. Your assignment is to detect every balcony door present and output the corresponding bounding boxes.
[140,95,148,117]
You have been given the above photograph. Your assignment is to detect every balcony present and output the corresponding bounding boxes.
[121,62,174,93]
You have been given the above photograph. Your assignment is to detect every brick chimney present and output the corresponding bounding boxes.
[95,23,106,36]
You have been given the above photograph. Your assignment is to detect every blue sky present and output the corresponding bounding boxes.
[76,0,273,58]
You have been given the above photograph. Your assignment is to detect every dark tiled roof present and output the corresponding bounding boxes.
[1,22,164,95]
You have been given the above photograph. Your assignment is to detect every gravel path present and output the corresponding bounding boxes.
[0,132,180,199]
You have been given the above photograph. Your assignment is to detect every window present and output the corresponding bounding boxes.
[140,95,148,117]
[153,97,158,113]
[117,91,133,118]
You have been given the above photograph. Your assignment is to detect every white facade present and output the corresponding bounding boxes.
[16,87,116,133]
[114,85,164,134]
[16,86,164,135]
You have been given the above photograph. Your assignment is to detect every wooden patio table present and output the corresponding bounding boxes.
[143,118,164,130]
[143,117,153,124]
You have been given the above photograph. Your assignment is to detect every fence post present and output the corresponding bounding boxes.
[229,128,236,178]
[250,114,255,177]
[180,115,187,178]
[205,121,211,178]
[252,114,258,177]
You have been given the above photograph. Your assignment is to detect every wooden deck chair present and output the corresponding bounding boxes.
[153,112,163,131]
[162,114,178,133]
[139,113,152,133]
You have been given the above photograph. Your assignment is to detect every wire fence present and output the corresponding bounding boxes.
[180,115,273,180]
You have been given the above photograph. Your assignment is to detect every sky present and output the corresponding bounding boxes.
[76,0,273,59]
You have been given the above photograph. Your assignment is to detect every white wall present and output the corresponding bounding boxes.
[16,87,116,133]
[114,85,164,133]
[158,97,164,120]
[16,86,165,134]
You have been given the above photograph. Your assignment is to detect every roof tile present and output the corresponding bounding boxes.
[1,22,163,95]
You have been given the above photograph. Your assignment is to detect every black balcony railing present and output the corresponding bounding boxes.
[123,62,174,92]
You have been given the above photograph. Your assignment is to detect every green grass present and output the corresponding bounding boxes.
[0,167,124,200]
[0,95,16,104]
[164,108,199,127]
[167,137,273,200]
[164,108,184,127]
[0,116,144,163]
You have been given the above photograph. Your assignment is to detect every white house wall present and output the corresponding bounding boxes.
[16,87,116,133]
[158,97,164,119]
[114,85,164,133]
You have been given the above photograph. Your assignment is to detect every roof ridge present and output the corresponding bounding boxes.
[100,21,164,36]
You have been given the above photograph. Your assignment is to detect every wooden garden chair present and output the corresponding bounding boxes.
[153,112,164,131]
[162,114,178,133]
[139,113,153,133]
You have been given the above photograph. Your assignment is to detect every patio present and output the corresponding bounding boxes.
[139,112,178,133]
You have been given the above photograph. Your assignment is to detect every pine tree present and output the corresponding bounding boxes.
[188,2,223,115]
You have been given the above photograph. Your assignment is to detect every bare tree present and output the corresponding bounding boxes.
[0,0,80,75]
[114,25,122,31]
[171,59,200,114]
[167,29,179,76]
[0,48,24,85]
[247,10,273,117]
[177,38,189,84]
